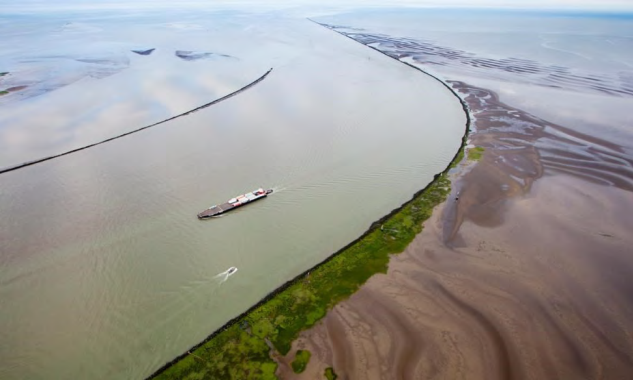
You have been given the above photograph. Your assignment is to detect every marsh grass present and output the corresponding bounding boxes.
[325,367,338,380]
[291,350,311,373]
[467,146,485,161]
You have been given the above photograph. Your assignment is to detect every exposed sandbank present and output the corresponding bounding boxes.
[132,48,156,56]
[0,85,27,95]
[175,50,234,61]
[328,31,633,99]
[284,81,633,380]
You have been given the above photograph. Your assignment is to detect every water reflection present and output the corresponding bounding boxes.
[0,10,465,380]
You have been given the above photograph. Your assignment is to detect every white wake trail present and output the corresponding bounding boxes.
[214,267,238,284]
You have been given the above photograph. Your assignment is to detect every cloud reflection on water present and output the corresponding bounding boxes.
[0,12,275,168]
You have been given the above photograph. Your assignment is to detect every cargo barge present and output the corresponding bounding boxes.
[197,188,273,219]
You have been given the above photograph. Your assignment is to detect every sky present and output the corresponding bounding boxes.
[1,0,633,12]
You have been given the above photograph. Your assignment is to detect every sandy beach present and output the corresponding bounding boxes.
[279,80,633,379]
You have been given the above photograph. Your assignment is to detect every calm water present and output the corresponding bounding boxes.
[318,9,633,146]
[318,9,633,191]
[0,8,465,380]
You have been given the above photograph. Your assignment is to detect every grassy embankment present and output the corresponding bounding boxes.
[467,146,485,161]
[291,350,311,373]
[150,135,466,379]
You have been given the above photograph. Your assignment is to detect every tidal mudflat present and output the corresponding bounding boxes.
[0,8,465,380]
[285,10,633,379]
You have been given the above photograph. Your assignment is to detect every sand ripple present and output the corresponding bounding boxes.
[328,29,633,98]
[277,77,633,379]
[282,174,633,379]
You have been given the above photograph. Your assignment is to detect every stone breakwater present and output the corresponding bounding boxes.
[0,68,273,175]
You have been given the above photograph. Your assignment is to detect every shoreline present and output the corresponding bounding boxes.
[146,29,471,379]
[307,19,469,113]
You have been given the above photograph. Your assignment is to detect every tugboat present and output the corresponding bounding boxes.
[197,188,273,219]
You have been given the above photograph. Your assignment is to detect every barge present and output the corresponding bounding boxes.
[198,188,273,219]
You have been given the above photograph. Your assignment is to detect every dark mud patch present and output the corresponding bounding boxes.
[132,48,156,56]
[329,21,633,235]
[0,85,28,96]
[175,50,235,61]
[321,25,633,99]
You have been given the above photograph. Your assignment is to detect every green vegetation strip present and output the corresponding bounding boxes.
[149,24,471,380]
[150,145,466,380]
[0,90,8,96]
[468,146,485,161]
[291,350,311,374]
[324,367,338,380]
[0,72,8,76]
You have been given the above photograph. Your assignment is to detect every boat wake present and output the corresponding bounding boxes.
[214,267,238,284]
